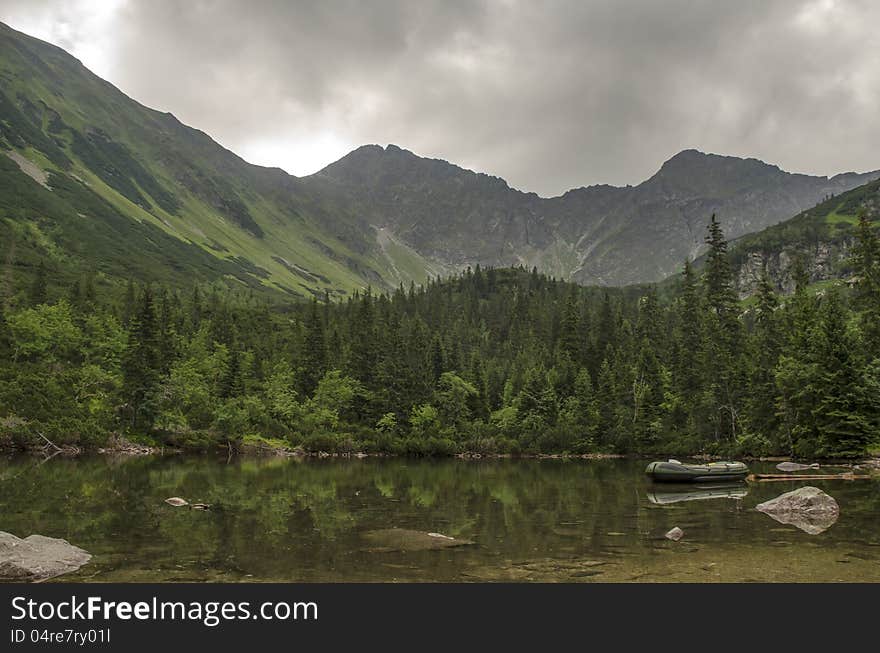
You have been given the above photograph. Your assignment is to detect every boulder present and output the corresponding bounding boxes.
[0,532,91,581]
[665,527,684,541]
[755,486,839,534]
[776,462,820,472]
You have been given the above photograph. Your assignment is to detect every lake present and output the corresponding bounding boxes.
[1,455,879,582]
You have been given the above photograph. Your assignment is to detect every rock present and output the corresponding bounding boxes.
[426,532,454,540]
[165,497,189,507]
[776,462,820,472]
[755,486,839,534]
[362,528,473,553]
[0,532,91,582]
[665,527,684,541]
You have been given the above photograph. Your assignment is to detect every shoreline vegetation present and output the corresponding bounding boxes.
[1,215,879,461]
[4,434,879,471]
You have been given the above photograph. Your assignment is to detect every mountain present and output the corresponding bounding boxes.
[313,145,880,285]
[719,176,880,296]
[1,21,878,299]
[0,22,438,301]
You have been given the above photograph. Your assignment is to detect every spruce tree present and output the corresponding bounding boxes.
[156,286,177,374]
[347,290,378,387]
[430,336,445,381]
[852,210,880,351]
[673,260,704,400]
[121,285,161,431]
[219,345,244,398]
[596,353,620,450]
[811,290,873,457]
[300,298,327,394]
[702,215,743,440]
[703,215,739,334]
[746,267,782,443]
[558,293,582,362]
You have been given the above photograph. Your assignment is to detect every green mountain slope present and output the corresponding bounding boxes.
[0,22,440,301]
[720,177,880,296]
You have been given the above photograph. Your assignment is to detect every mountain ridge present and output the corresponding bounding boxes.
[314,141,880,284]
[2,20,879,296]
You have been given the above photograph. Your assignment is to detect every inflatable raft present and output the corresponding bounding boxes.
[645,460,749,483]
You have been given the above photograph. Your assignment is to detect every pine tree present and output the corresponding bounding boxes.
[347,290,378,387]
[517,365,557,441]
[673,260,704,399]
[811,290,874,457]
[633,336,665,449]
[156,287,177,374]
[467,355,491,420]
[558,293,582,362]
[852,210,880,351]
[703,215,739,335]
[300,298,327,394]
[219,344,244,398]
[596,356,620,450]
[702,215,743,440]
[430,336,445,381]
[374,313,407,417]
[121,285,161,431]
[592,292,617,377]
[570,367,598,446]
[746,267,782,443]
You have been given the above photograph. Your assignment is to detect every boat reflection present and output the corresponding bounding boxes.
[647,483,749,505]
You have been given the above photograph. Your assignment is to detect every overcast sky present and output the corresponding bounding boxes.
[1,0,878,196]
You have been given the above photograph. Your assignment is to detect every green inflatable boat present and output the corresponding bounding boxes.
[645,460,749,483]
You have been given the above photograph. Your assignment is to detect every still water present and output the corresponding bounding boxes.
[1,455,879,582]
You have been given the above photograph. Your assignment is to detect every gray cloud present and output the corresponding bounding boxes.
[1,0,879,195]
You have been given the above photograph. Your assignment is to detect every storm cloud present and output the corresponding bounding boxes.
[1,0,878,196]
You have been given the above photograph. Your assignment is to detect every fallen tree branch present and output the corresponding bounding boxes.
[36,430,62,452]
[748,472,872,482]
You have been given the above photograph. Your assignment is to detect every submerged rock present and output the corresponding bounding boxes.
[776,462,820,472]
[665,527,684,541]
[755,486,839,534]
[0,532,91,581]
[362,528,473,553]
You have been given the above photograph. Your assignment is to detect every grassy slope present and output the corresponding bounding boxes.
[727,177,880,266]
[0,22,437,301]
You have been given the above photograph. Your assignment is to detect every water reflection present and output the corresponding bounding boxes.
[646,483,749,505]
[0,454,878,582]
